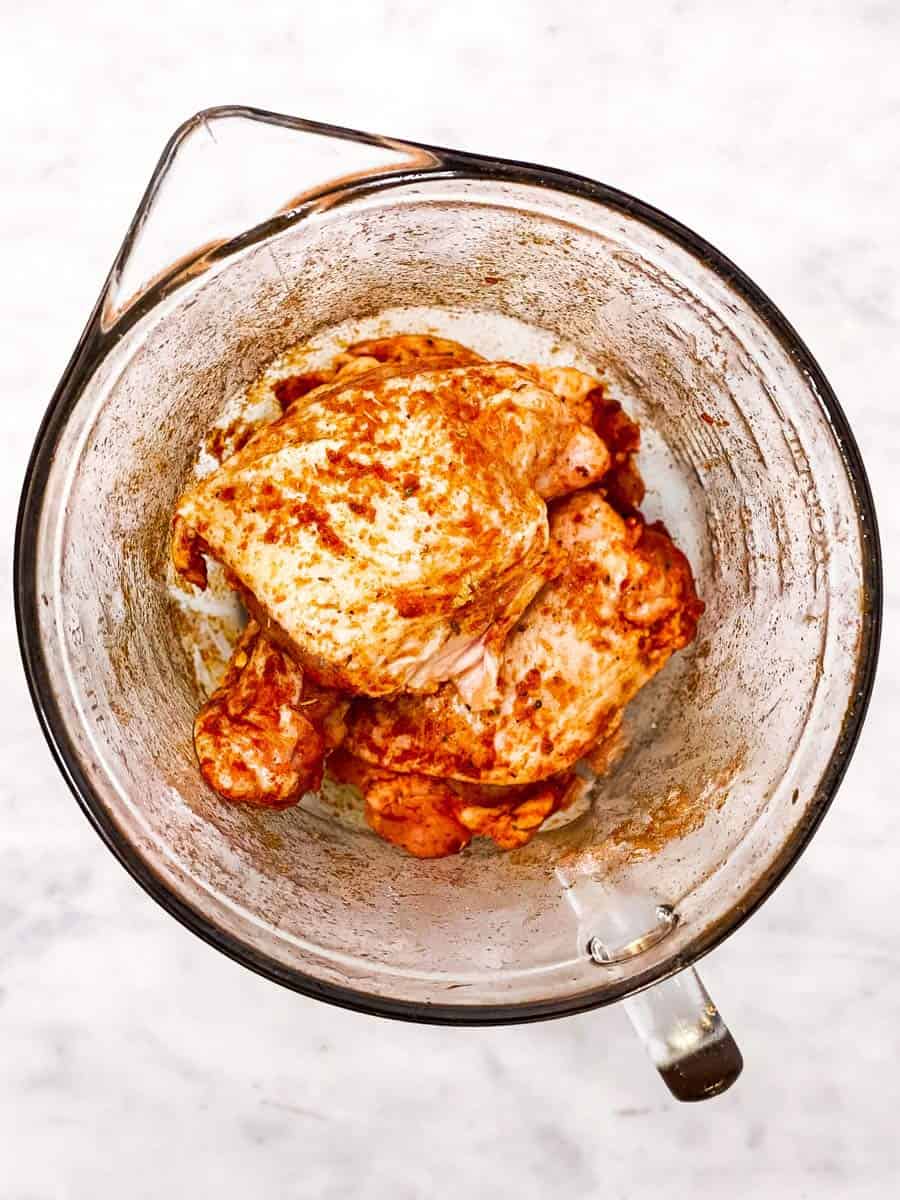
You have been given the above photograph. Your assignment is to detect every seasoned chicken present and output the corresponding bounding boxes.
[530,364,645,514]
[345,488,703,786]
[328,747,582,858]
[177,332,701,861]
[194,621,348,808]
[173,360,609,707]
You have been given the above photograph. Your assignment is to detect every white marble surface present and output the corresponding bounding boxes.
[2,2,898,1195]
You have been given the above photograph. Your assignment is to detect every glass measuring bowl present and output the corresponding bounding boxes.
[15,107,881,1101]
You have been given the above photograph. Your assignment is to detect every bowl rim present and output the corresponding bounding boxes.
[14,105,883,1026]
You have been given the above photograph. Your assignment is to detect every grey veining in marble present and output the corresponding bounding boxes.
[1,2,898,1196]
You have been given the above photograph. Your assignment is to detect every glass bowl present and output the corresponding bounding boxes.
[15,107,881,1100]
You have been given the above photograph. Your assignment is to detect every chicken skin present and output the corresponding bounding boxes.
[345,489,703,786]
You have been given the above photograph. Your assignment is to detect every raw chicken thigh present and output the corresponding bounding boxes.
[344,489,703,785]
[193,621,348,808]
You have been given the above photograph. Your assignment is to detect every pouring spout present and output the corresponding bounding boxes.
[102,106,442,329]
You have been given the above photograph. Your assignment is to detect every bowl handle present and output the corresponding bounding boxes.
[558,866,743,1101]
[100,106,442,329]
[622,968,743,1101]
